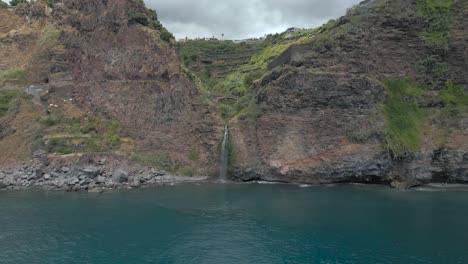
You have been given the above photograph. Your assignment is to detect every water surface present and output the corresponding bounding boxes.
[1,184,467,263]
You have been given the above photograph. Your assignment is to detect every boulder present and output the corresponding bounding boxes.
[88,188,104,193]
[96,176,107,184]
[130,178,141,188]
[0,182,7,190]
[390,180,420,190]
[80,166,100,179]
[112,169,128,183]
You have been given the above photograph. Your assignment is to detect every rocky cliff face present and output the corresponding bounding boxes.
[230,0,467,186]
[0,0,466,188]
[0,0,220,175]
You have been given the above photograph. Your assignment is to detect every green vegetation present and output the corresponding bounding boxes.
[418,55,448,88]
[42,115,122,155]
[417,0,453,49]
[440,81,468,118]
[0,90,21,118]
[382,79,425,157]
[47,0,58,8]
[131,152,174,171]
[203,30,316,122]
[0,1,8,8]
[128,7,174,42]
[347,128,374,143]
[37,26,61,48]
[0,68,26,84]
[188,147,200,161]
[178,40,263,88]
[9,0,27,6]
[416,0,453,89]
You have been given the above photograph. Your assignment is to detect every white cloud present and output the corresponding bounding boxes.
[144,0,363,39]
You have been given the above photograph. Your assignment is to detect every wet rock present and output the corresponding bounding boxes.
[88,188,104,193]
[390,180,420,190]
[0,183,6,190]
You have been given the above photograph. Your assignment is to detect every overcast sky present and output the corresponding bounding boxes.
[1,0,363,40]
[145,0,363,40]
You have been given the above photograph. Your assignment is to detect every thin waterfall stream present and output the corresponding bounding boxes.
[219,125,229,181]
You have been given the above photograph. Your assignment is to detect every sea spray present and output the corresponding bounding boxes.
[219,125,229,181]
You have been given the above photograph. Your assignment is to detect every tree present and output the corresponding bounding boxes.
[0,1,8,8]
[9,0,27,6]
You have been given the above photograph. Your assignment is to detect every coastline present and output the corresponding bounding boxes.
[0,154,209,192]
[2,158,467,193]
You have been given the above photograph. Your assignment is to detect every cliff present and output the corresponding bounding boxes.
[0,0,220,177]
[228,0,468,186]
[0,0,466,190]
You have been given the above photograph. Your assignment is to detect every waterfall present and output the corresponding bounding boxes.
[219,125,229,181]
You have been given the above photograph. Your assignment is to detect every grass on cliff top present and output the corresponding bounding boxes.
[0,89,21,118]
[382,79,424,158]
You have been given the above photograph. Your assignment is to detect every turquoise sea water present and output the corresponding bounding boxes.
[1,183,468,264]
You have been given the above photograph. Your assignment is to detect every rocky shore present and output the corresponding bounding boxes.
[0,154,208,192]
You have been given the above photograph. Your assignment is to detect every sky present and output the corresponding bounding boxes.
[1,0,363,40]
[145,0,363,40]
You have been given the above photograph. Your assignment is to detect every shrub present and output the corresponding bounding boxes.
[244,70,263,88]
[440,81,468,117]
[159,28,174,42]
[188,147,199,161]
[416,0,453,52]
[0,90,21,118]
[418,55,448,88]
[9,0,27,6]
[46,138,74,155]
[47,0,58,8]
[347,128,373,143]
[128,11,149,26]
[40,117,61,127]
[0,68,26,83]
[37,27,61,48]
